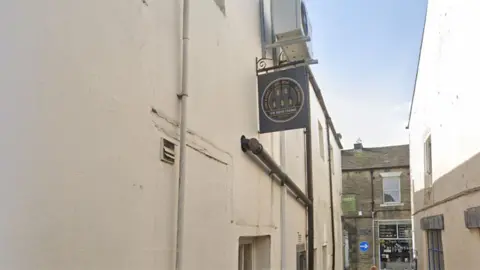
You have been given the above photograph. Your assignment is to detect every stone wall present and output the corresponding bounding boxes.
[342,167,411,270]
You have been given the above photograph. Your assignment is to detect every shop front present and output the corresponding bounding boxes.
[378,220,412,270]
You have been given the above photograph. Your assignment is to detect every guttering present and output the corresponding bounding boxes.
[406,2,429,129]
[175,0,191,268]
[326,122,336,270]
[306,66,343,149]
[240,136,312,206]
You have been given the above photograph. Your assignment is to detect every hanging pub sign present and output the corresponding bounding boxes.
[257,66,310,134]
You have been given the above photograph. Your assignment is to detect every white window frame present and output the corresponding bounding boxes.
[380,172,403,206]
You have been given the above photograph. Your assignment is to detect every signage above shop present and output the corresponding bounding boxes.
[257,66,310,133]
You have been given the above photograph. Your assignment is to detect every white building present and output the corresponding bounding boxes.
[0,0,344,269]
[408,0,480,269]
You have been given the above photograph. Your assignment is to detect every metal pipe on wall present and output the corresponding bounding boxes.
[241,136,312,206]
[326,121,336,270]
[175,0,191,268]
[305,127,315,270]
[370,169,376,267]
[280,132,287,270]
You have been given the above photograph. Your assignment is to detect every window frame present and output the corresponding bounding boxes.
[427,229,444,270]
[380,172,402,204]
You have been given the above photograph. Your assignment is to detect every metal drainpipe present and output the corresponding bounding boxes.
[241,136,312,206]
[280,132,287,270]
[175,0,191,268]
[326,122,336,270]
[370,169,376,267]
[306,125,314,270]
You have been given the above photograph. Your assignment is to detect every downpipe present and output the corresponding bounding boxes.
[305,127,315,270]
[326,122,336,270]
[175,0,191,268]
[370,169,376,267]
[280,132,287,270]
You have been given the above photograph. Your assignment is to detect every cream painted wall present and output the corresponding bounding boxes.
[0,0,343,269]
[409,0,480,193]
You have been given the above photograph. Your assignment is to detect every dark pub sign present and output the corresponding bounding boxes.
[257,66,310,133]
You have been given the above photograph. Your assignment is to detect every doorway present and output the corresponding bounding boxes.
[377,220,412,270]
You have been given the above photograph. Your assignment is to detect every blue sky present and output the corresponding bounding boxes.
[306,0,428,148]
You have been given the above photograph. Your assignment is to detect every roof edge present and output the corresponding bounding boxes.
[342,144,409,152]
[342,165,410,172]
[307,67,343,149]
[406,1,429,130]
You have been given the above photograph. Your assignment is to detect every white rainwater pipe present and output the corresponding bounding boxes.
[280,132,287,270]
[175,0,191,268]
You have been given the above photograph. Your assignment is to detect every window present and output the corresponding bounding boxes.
[213,0,226,14]
[238,242,253,270]
[381,172,402,204]
[427,230,444,270]
[378,220,413,269]
[296,244,306,270]
[318,121,325,160]
[424,135,433,187]
[238,236,271,270]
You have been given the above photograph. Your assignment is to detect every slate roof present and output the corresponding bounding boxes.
[341,144,409,170]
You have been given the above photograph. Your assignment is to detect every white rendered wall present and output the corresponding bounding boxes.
[409,0,480,192]
[0,1,343,269]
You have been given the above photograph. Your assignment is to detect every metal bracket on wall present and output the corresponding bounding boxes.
[256,57,318,75]
[264,36,311,49]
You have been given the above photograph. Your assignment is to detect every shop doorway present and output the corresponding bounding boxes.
[377,220,412,270]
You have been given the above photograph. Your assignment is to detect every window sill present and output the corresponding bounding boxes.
[380,203,404,207]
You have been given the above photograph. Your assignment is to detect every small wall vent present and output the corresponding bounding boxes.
[161,138,176,164]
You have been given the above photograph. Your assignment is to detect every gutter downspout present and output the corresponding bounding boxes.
[306,127,314,270]
[370,169,376,267]
[175,0,191,269]
[280,132,287,270]
[326,121,336,270]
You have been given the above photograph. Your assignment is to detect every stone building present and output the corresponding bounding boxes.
[341,141,411,270]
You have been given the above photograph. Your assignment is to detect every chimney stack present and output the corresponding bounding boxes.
[354,138,363,150]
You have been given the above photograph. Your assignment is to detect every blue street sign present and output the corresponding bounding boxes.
[359,241,369,252]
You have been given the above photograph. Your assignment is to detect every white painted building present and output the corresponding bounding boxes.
[408,0,480,269]
[0,0,344,269]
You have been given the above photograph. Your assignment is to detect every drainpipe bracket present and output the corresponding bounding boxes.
[240,135,249,152]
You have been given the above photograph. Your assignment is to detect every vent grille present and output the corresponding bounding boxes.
[297,232,302,243]
[161,138,175,164]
